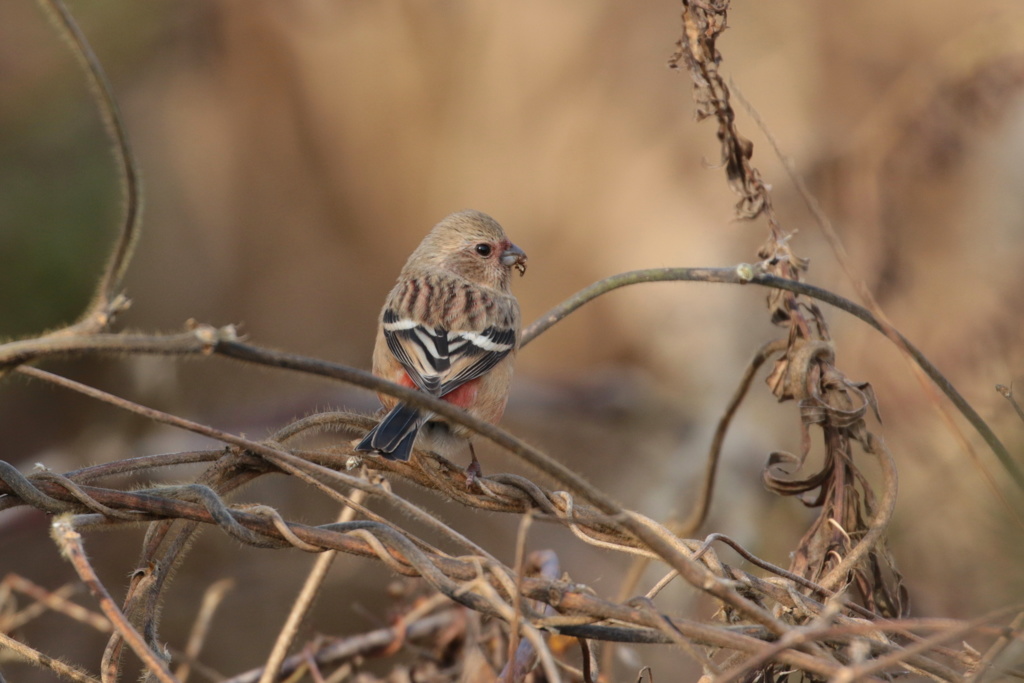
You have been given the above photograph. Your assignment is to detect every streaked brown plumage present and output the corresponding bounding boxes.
[356,210,527,464]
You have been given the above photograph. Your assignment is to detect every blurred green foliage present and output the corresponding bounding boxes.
[0,114,117,338]
[0,1,170,338]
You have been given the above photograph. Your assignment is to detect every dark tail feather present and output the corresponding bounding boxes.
[355,402,422,461]
[381,429,418,462]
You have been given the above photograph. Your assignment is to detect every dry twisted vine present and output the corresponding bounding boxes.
[0,383,995,681]
[672,0,906,636]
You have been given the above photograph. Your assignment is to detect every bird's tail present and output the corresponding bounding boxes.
[355,402,423,461]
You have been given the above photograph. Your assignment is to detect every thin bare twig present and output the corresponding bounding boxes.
[0,575,111,633]
[996,384,1024,424]
[0,326,240,369]
[220,611,462,683]
[35,0,140,330]
[260,492,367,683]
[176,579,234,683]
[0,631,100,683]
[966,610,1024,682]
[732,78,1024,530]
[50,517,177,683]
[500,513,535,682]
[831,606,1024,682]
[678,338,788,537]
[523,266,1020,490]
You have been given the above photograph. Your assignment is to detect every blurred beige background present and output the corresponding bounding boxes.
[2,1,1024,679]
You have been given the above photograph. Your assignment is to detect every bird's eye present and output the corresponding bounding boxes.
[475,243,492,257]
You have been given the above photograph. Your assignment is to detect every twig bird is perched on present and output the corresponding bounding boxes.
[356,210,527,474]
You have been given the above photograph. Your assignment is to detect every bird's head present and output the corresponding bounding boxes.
[411,210,527,290]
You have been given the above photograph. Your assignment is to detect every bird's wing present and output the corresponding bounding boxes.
[382,308,515,397]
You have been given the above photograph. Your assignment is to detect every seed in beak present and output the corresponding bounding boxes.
[501,243,527,275]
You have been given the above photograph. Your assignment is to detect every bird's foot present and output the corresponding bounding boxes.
[465,442,484,489]
[465,458,483,489]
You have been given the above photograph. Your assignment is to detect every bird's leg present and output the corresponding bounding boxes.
[465,440,483,488]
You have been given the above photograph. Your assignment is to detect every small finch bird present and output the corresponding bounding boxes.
[356,210,527,470]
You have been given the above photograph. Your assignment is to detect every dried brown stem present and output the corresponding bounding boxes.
[4,444,958,676]
[220,611,461,683]
[677,338,788,537]
[50,517,177,683]
[1,575,111,633]
[734,77,1024,531]
[0,632,100,683]
[260,492,367,683]
[175,579,234,683]
[35,0,140,332]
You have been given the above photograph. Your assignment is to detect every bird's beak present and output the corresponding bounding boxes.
[501,243,527,276]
